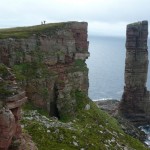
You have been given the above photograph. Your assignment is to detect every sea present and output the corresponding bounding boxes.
[86,36,150,101]
[86,36,150,147]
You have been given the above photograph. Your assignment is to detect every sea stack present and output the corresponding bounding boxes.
[120,21,150,125]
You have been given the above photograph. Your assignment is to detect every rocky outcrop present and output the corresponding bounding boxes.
[119,21,150,125]
[0,64,27,149]
[95,100,119,116]
[0,22,89,119]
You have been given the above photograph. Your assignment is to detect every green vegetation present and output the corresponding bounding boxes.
[0,22,67,39]
[13,62,51,102]
[12,48,57,83]
[23,102,49,117]
[22,91,149,150]
[13,53,57,81]
[13,61,57,101]
[74,60,85,67]
[0,82,13,98]
[13,62,49,81]
[68,59,88,73]
[0,63,10,78]
[0,64,14,98]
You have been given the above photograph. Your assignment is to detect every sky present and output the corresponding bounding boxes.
[0,0,150,37]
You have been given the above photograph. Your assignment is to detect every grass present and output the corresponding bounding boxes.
[0,64,14,98]
[67,60,88,73]
[0,22,68,39]
[21,91,149,150]
[23,101,49,117]
[13,61,56,82]
[0,63,10,78]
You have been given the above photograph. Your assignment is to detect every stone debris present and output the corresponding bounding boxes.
[59,134,64,141]
[85,104,90,110]
[47,130,51,133]
[95,100,119,116]
[72,135,77,139]
[22,110,75,130]
[73,141,78,146]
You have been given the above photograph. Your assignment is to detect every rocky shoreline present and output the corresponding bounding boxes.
[95,99,119,116]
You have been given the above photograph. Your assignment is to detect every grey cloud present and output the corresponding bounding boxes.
[0,0,150,36]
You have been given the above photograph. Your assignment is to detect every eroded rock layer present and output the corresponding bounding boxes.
[0,22,89,119]
[0,64,27,149]
[120,21,150,125]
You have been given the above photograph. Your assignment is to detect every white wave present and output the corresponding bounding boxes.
[92,98,116,101]
[139,125,150,147]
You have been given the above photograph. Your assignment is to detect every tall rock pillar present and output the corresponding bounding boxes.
[120,21,150,124]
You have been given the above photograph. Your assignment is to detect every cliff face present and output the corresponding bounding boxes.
[120,21,150,124]
[0,22,149,150]
[0,22,89,119]
[0,64,27,149]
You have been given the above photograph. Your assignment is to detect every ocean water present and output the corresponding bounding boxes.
[86,36,150,100]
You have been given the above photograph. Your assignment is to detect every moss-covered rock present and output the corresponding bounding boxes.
[0,22,89,119]
[0,64,15,99]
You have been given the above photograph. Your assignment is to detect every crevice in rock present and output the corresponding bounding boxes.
[50,83,60,118]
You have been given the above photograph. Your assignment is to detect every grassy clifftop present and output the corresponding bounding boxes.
[21,91,149,150]
[0,22,68,39]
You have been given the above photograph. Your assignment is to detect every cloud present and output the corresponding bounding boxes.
[0,0,150,36]
[88,21,127,37]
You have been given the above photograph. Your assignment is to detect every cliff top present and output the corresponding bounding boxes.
[0,21,87,39]
[127,20,148,28]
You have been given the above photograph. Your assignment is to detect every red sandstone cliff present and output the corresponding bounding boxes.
[0,22,89,149]
[0,64,27,149]
[119,21,150,125]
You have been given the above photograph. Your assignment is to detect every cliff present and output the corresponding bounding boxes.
[0,22,149,150]
[119,21,150,125]
[0,22,89,120]
[0,64,27,149]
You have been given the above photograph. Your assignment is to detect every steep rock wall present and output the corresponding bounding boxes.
[0,22,89,119]
[0,64,27,149]
[119,21,150,125]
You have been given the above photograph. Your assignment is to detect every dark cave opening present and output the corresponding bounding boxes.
[49,84,60,118]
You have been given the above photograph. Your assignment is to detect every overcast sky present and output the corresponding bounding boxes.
[0,0,150,37]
